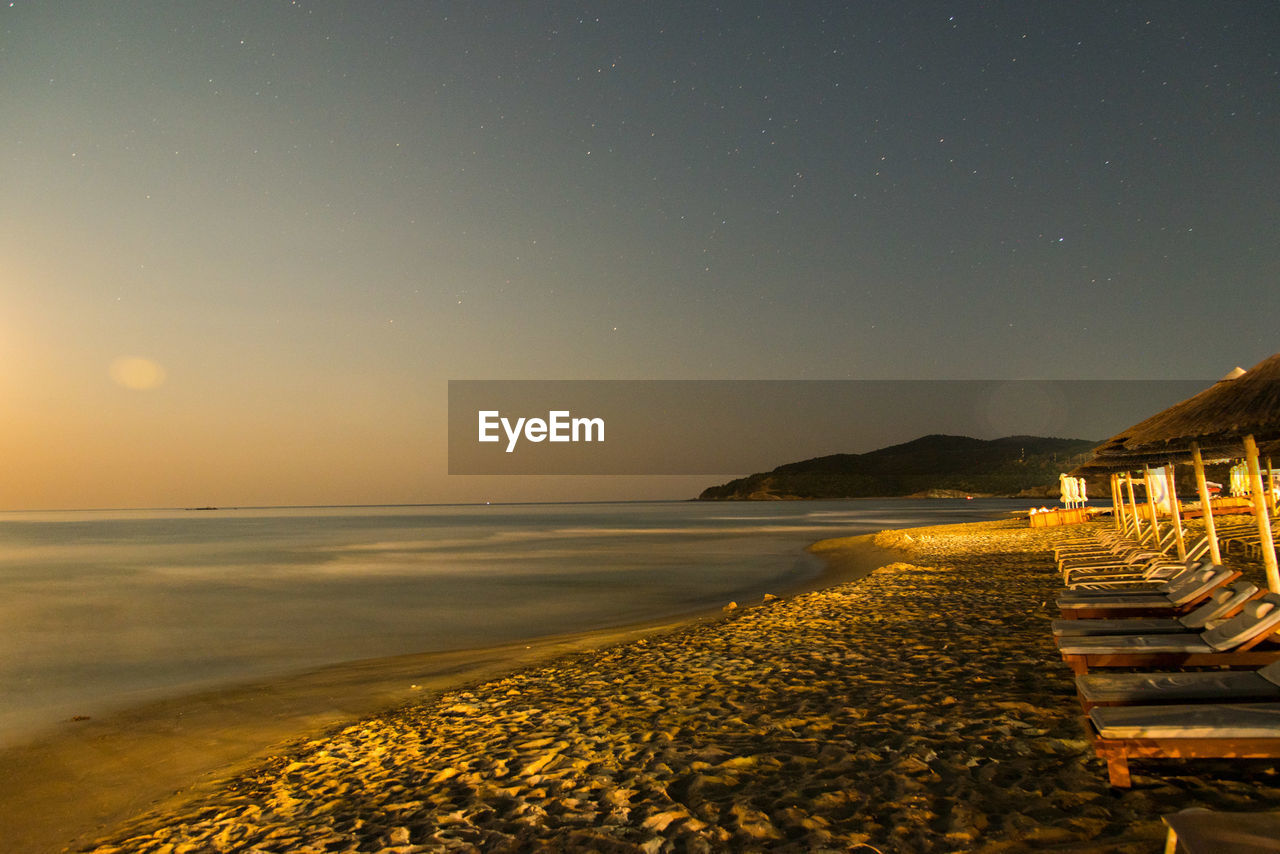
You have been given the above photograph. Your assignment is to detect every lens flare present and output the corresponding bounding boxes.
[109,356,166,390]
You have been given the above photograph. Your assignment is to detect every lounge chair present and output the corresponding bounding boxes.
[1064,557,1205,590]
[1052,582,1259,638]
[1076,660,1280,712]
[1055,526,1142,552]
[1057,531,1179,572]
[1058,593,1280,675]
[1062,534,1219,581]
[1057,565,1241,620]
[1059,563,1206,600]
[1058,540,1174,571]
[1054,526,1171,561]
[1089,701,1280,787]
[1059,520,1256,559]
[1224,523,1280,560]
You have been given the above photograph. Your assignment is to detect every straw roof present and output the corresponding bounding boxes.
[1070,453,1190,476]
[1067,355,1280,475]
[1088,354,1280,463]
[1068,438,1280,476]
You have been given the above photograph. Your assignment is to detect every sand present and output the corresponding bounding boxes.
[13,519,1280,852]
[0,534,899,853]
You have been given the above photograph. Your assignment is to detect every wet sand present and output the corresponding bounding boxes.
[17,520,1280,851]
[0,536,899,854]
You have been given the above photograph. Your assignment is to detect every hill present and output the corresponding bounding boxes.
[697,434,1098,500]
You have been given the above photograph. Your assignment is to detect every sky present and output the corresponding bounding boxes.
[2,2,1277,509]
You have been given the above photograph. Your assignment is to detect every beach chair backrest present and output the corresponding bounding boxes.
[1202,593,1280,651]
[1158,558,1205,580]
[1186,535,1214,562]
[1177,582,1260,628]
[1155,565,1208,594]
[1162,567,1219,603]
[1259,660,1280,687]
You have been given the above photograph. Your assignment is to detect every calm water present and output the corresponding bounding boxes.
[0,499,1028,744]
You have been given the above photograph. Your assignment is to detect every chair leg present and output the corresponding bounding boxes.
[1104,750,1132,788]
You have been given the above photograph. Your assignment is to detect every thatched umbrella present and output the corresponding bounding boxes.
[1074,436,1280,567]
[1074,355,1280,589]
[1088,366,1248,460]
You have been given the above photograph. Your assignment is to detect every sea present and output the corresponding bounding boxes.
[0,499,1033,745]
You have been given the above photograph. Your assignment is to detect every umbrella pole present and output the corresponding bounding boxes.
[1144,465,1162,547]
[1190,442,1221,565]
[1244,435,1280,592]
[1110,473,1124,532]
[1125,472,1143,540]
[1264,458,1274,517]
[1165,462,1186,560]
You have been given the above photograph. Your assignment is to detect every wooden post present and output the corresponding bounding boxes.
[1116,473,1132,535]
[1264,458,1274,517]
[1117,472,1129,535]
[1245,435,1280,592]
[1125,472,1143,539]
[1165,462,1186,560]
[1144,465,1162,547]
[1110,473,1124,532]
[1191,442,1221,565]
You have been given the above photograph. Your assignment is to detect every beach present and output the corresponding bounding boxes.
[15,518,1280,852]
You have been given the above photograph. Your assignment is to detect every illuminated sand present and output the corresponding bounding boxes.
[47,522,1280,850]
[1,537,896,853]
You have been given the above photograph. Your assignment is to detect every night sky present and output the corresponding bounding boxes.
[3,2,1277,508]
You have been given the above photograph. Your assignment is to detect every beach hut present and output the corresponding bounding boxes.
[1074,354,1280,590]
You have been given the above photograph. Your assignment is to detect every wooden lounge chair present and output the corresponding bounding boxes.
[1064,557,1206,589]
[1062,534,1218,580]
[1225,524,1280,561]
[1089,701,1280,787]
[1076,660,1280,712]
[1057,530,1179,572]
[1059,593,1280,675]
[1052,582,1260,638]
[1059,563,1206,602]
[1057,566,1241,620]
[1059,541,1176,572]
[1054,525,1171,561]
[1060,527,1251,578]
[1055,526,1146,553]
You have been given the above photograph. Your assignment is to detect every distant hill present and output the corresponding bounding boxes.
[697,434,1098,500]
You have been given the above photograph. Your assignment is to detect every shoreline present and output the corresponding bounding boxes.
[62,517,1280,852]
[0,534,901,854]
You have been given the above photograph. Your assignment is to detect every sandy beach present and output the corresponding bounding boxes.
[13,518,1280,852]
[0,522,899,854]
